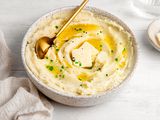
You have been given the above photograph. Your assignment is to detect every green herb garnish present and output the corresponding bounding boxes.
[79,63,82,66]
[49,66,53,71]
[106,74,108,76]
[97,68,101,71]
[74,28,82,31]
[115,58,118,62]
[79,28,82,31]
[80,84,88,88]
[62,74,65,78]
[88,79,92,82]
[55,26,58,29]
[61,65,64,69]
[56,48,59,52]
[75,61,79,64]
[46,65,54,71]
[111,50,114,53]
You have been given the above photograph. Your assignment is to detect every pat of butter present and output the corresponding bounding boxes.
[156,32,160,43]
[72,42,98,68]
[96,51,107,64]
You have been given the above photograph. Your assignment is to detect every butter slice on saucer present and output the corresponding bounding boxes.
[156,32,160,45]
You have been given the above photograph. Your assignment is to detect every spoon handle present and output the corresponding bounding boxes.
[55,0,89,37]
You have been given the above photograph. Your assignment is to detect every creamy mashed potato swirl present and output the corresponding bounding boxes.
[25,10,134,96]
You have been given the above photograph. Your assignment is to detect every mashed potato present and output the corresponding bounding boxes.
[25,9,134,96]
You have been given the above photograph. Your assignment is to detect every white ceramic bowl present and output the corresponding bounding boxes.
[21,6,138,107]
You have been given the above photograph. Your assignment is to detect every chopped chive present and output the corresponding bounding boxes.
[79,63,82,66]
[62,74,65,78]
[45,56,48,59]
[100,44,103,47]
[50,60,53,62]
[88,79,92,82]
[46,65,54,71]
[50,66,53,71]
[55,75,58,78]
[61,66,64,69]
[123,48,126,52]
[55,26,58,29]
[74,28,78,31]
[80,84,88,88]
[75,61,79,64]
[79,28,82,31]
[115,58,118,62]
[106,74,108,76]
[100,30,102,33]
[97,68,101,71]
[111,50,114,53]
[61,65,64,69]
[83,31,85,33]
[56,48,59,52]
[74,28,83,31]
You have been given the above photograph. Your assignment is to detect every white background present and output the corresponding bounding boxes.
[0,0,160,120]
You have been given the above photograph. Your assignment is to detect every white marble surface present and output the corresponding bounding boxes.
[0,0,160,120]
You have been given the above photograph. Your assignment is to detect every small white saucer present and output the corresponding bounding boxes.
[148,19,160,52]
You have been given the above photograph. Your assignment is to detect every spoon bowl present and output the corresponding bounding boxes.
[35,37,53,59]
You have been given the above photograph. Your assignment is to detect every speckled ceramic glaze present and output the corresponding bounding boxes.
[21,6,138,107]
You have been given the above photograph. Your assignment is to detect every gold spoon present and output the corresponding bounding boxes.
[35,0,89,59]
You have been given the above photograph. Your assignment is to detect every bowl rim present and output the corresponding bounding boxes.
[21,6,138,99]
